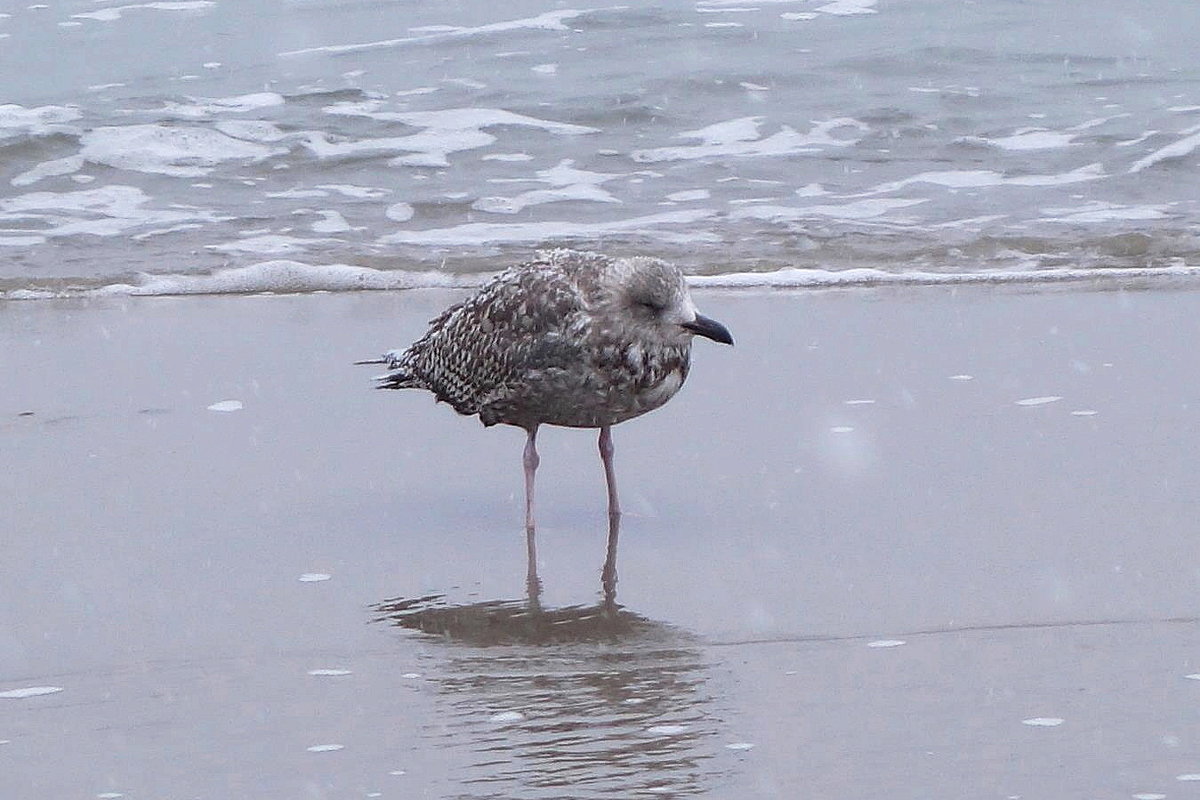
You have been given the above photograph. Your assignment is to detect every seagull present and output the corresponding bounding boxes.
[359,249,733,537]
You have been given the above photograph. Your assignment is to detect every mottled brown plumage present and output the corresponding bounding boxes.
[361,249,732,536]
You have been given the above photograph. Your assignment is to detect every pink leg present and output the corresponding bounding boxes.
[598,425,621,520]
[523,426,540,590]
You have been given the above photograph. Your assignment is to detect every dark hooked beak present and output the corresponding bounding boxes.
[681,313,734,345]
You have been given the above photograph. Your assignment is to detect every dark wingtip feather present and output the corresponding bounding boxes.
[374,370,420,390]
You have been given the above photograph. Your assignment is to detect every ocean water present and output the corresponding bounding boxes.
[2,0,1199,296]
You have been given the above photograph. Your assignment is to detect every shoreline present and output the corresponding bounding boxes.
[4,258,1200,301]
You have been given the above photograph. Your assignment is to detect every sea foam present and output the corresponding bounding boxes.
[80,125,284,176]
[7,260,1200,301]
[631,117,867,163]
[279,9,594,57]
[94,261,481,296]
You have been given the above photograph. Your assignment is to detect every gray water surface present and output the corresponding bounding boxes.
[3,0,1200,290]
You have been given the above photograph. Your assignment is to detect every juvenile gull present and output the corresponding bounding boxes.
[359,249,732,537]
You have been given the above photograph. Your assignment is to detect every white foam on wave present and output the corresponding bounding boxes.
[318,184,391,199]
[207,234,338,255]
[1116,131,1158,148]
[0,236,47,248]
[1128,128,1200,173]
[666,189,711,202]
[698,0,822,5]
[266,188,330,199]
[733,197,927,222]
[327,106,597,137]
[862,164,1105,195]
[815,0,877,14]
[473,184,619,214]
[81,124,284,176]
[161,92,285,119]
[380,209,718,247]
[308,108,594,168]
[12,261,1200,302]
[632,117,867,163]
[987,128,1077,151]
[385,202,415,222]
[214,120,290,142]
[281,9,594,57]
[307,210,355,233]
[673,117,758,146]
[0,104,81,140]
[73,1,214,22]
[94,260,482,296]
[0,184,216,245]
[1070,114,1131,131]
[0,686,64,699]
[11,156,85,187]
[687,264,1200,289]
[473,159,622,214]
[929,214,1008,229]
[1040,200,1170,223]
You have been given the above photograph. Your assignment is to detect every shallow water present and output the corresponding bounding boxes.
[2,0,1200,294]
[4,287,1200,797]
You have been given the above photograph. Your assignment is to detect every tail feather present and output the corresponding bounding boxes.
[357,349,423,390]
[355,347,406,367]
[374,369,423,390]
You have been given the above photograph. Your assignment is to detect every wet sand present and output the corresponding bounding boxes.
[3,284,1200,798]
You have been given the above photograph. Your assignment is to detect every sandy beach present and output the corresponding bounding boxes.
[3,284,1200,798]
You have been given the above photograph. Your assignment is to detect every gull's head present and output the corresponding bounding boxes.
[611,256,734,346]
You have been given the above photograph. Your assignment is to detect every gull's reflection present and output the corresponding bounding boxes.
[371,513,728,798]
[374,511,633,644]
